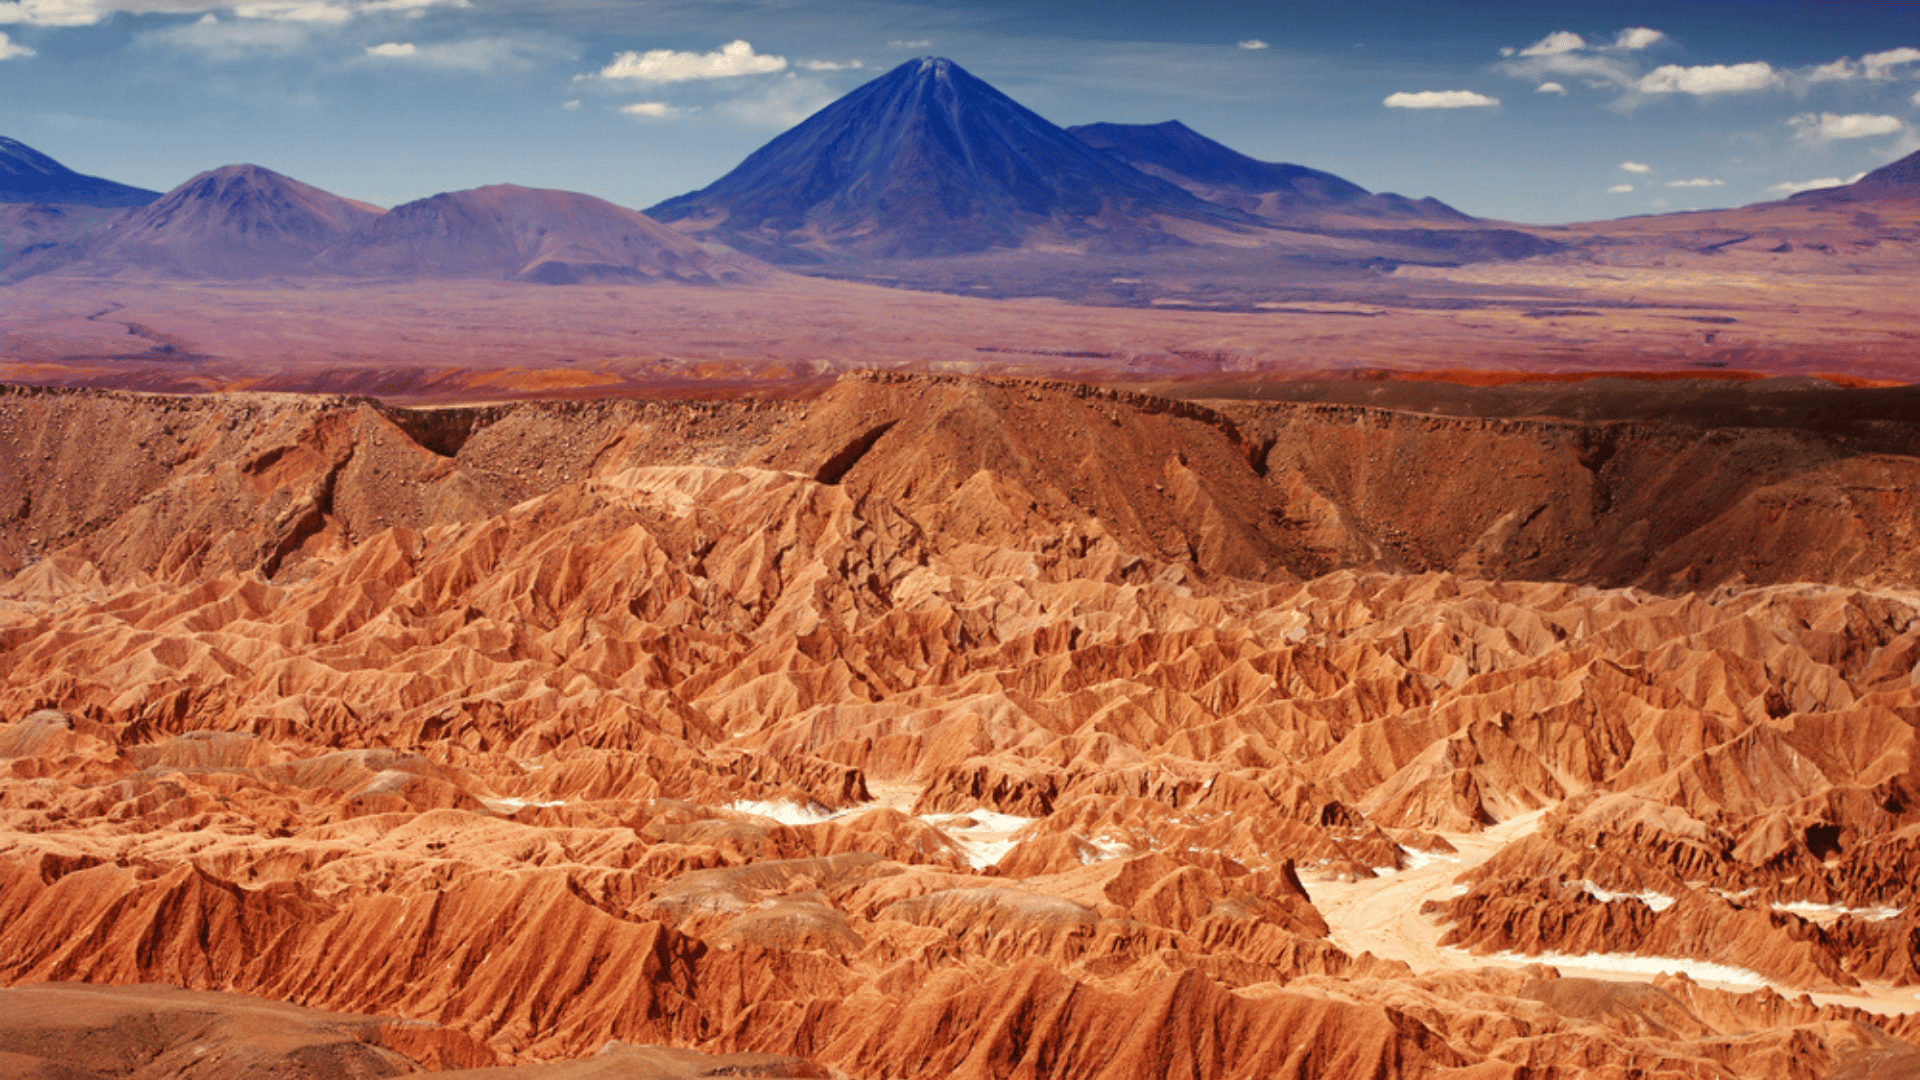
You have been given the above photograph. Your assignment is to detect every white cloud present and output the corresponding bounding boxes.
[1612,27,1665,51]
[1519,30,1585,57]
[1768,177,1847,195]
[1607,183,1634,193]
[1384,89,1500,109]
[560,98,579,110]
[0,29,31,55]
[1237,39,1268,50]
[619,101,682,119]
[1619,160,1652,174]
[1637,62,1775,95]
[365,40,412,55]
[0,0,114,25]
[1914,88,1920,106]
[888,39,931,49]
[799,58,862,71]
[1535,81,1566,94]
[1665,177,1723,188]
[596,39,784,83]
[378,36,557,71]
[1791,111,1904,141]
[1863,46,1920,80]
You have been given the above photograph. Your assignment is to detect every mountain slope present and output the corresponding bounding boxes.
[647,57,1252,261]
[319,183,756,284]
[0,136,160,208]
[1068,121,1474,225]
[75,164,383,278]
[1791,147,1920,204]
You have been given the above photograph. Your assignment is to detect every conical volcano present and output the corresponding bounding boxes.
[647,57,1249,261]
[0,136,160,208]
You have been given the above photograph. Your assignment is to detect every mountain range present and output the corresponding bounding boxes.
[2,56,1918,291]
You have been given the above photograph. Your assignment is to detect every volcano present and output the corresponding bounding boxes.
[646,57,1252,261]
[78,164,382,278]
[0,136,160,209]
[1067,120,1474,225]
[319,184,755,284]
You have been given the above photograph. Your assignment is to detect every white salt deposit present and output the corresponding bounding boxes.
[1580,882,1677,912]
[487,797,566,811]
[920,809,1039,870]
[1490,949,1768,987]
[1771,901,1903,921]
[727,799,841,825]
[1372,846,1459,876]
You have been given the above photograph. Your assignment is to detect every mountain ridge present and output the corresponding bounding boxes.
[1067,120,1475,225]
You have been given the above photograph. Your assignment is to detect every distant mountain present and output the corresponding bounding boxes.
[1791,148,1920,204]
[320,184,752,284]
[77,164,382,278]
[0,136,161,209]
[1068,121,1474,225]
[647,57,1252,261]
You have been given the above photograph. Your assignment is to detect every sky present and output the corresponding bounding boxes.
[2,0,1919,224]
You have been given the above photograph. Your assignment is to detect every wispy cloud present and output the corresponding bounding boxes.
[143,12,313,56]
[0,29,31,56]
[0,0,465,26]
[1384,89,1499,109]
[1790,111,1904,141]
[619,101,684,119]
[1606,183,1634,193]
[365,35,558,72]
[715,72,836,128]
[800,58,862,71]
[594,39,785,83]
[1619,161,1652,174]
[1664,177,1723,188]
[1237,39,1268,51]
[888,39,931,50]
[1535,81,1565,95]
[1767,176,1848,195]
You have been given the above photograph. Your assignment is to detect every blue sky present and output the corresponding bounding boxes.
[3,0,1919,223]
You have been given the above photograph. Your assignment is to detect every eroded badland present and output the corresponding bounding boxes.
[3,371,1920,1079]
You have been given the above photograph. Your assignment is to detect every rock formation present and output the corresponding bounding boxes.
[1,373,1917,1078]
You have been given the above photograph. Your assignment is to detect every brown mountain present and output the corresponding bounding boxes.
[319,183,758,284]
[1791,147,1920,204]
[71,163,382,278]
